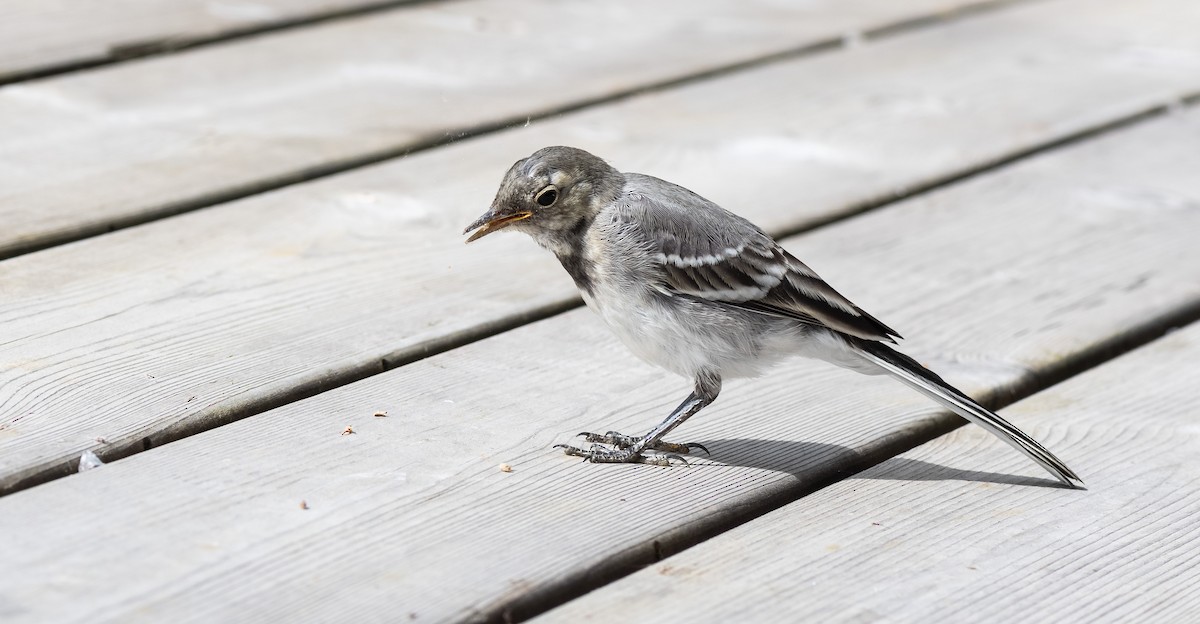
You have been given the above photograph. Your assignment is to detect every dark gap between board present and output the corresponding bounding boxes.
[0,0,457,87]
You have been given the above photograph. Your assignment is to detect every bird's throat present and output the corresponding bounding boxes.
[551,215,597,296]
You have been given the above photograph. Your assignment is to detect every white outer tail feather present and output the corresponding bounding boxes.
[853,340,1084,489]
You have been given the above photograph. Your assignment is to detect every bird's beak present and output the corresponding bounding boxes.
[463,207,533,243]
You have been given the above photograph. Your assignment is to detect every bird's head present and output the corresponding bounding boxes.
[464,146,624,246]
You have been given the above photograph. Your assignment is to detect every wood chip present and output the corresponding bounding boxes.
[373,411,387,417]
[341,426,354,436]
[498,463,513,473]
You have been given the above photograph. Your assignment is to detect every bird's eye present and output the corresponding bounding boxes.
[535,186,558,207]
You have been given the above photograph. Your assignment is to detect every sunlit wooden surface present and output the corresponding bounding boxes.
[1,0,1198,621]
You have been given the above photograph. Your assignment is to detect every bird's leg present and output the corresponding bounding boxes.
[557,372,721,466]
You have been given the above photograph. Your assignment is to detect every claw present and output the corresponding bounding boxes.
[686,442,711,456]
[640,453,689,467]
[555,443,591,460]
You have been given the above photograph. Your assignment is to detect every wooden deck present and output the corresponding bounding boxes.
[1,0,1198,622]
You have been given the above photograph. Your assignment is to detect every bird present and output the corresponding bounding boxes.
[463,146,1083,488]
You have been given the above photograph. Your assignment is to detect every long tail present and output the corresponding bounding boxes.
[852,339,1083,489]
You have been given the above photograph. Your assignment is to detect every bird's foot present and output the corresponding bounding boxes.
[578,430,710,456]
[554,430,708,466]
[554,442,689,467]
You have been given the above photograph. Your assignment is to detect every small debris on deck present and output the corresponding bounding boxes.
[341,426,355,436]
[78,451,104,472]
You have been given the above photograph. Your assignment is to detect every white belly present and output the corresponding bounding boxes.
[581,279,805,381]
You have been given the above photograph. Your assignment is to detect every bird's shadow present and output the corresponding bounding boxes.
[694,437,1066,489]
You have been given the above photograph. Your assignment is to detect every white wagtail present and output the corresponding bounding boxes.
[464,146,1082,488]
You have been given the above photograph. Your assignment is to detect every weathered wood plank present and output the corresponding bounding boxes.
[0,0,996,259]
[4,0,1200,494]
[0,0,413,82]
[539,328,1200,624]
[1,106,1198,623]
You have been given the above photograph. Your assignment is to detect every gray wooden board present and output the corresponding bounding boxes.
[538,328,1200,624]
[1,107,1200,623]
[4,0,1200,493]
[0,0,410,82]
[0,0,993,258]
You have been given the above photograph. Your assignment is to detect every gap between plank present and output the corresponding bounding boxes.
[0,0,1036,262]
[0,0,452,87]
[8,93,1198,502]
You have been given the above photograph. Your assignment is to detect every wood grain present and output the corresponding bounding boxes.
[0,107,1198,623]
[3,0,1200,494]
[539,326,1200,624]
[0,0,415,82]
[0,0,996,258]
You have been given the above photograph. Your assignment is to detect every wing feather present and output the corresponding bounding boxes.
[620,174,901,342]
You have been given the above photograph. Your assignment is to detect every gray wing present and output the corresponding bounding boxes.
[620,173,900,342]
